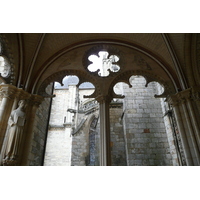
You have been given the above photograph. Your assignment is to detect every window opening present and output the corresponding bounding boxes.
[110,75,179,166]
[43,75,99,166]
[88,51,120,77]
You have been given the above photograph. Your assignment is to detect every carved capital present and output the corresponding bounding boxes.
[15,89,30,101]
[191,86,200,101]
[95,95,112,104]
[0,84,18,100]
[167,88,192,107]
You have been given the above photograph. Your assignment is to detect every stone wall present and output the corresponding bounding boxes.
[121,76,173,165]
[70,111,100,166]
[43,127,72,166]
[158,91,179,166]
[43,87,74,166]
[44,86,96,166]
[28,84,53,166]
[110,104,127,166]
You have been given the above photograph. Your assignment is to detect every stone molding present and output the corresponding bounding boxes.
[109,70,175,99]
[0,85,44,107]
[49,127,65,131]
[37,70,98,98]
[191,86,200,101]
[168,86,200,107]
[168,88,191,106]
[63,123,72,128]
[0,84,18,100]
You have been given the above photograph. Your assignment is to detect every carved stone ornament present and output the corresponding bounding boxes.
[0,84,18,100]
[191,86,200,101]
[167,88,192,107]
[0,85,30,101]
[0,56,11,78]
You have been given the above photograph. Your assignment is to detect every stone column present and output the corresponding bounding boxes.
[96,95,112,166]
[168,88,200,165]
[0,85,18,152]
[20,94,44,166]
[191,86,200,148]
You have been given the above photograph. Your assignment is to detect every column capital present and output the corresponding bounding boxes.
[167,88,191,107]
[191,86,200,101]
[0,85,34,103]
[95,95,112,104]
[15,88,30,101]
[0,84,18,100]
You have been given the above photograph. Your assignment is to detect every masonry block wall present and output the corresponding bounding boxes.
[28,87,53,166]
[70,112,99,166]
[158,92,179,166]
[120,76,173,165]
[110,105,127,165]
[43,88,73,166]
[70,127,90,166]
[44,127,72,166]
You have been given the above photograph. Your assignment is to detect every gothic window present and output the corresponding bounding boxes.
[88,51,120,77]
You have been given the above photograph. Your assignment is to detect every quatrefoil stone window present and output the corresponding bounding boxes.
[88,51,120,77]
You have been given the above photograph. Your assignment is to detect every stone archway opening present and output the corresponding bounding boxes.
[43,75,98,166]
[30,41,181,166]
[110,75,180,166]
[42,73,181,166]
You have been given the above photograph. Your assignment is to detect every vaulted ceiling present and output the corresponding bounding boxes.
[1,33,198,97]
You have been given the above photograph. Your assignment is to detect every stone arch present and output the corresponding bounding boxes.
[30,39,181,96]
[37,69,100,97]
[109,70,176,99]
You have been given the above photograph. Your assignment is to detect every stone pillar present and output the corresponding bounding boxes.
[168,88,200,165]
[191,86,200,145]
[20,94,44,165]
[0,85,18,152]
[96,95,112,166]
